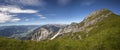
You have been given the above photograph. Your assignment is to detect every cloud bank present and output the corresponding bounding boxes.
[1,0,46,6]
[38,14,46,19]
[0,13,20,23]
[0,6,38,23]
[0,6,38,14]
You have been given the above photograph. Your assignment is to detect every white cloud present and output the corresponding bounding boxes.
[0,6,38,14]
[7,0,46,6]
[58,0,72,6]
[38,14,46,19]
[0,6,39,23]
[11,18,21,22]
[0,13,20,23]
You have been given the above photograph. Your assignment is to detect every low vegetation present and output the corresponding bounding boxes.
[0,12,120,50]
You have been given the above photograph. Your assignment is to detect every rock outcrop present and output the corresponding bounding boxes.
[29,9,113,41]
[50,9,112,40]
[28,24,66,41]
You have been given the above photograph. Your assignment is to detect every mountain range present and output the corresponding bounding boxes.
[0,9,120,50]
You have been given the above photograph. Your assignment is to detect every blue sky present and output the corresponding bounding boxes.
[0,0,120,26]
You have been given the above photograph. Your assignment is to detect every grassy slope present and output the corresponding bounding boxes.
[0,13,120,50]
[57,13,120,50]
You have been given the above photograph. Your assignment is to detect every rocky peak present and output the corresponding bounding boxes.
[83,9,112,26]
[29,9,114,41]
[50,9,113,40]
[85,9,112,20]
[27,24,67,41]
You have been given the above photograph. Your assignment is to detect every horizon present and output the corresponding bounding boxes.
[0,0,120,26]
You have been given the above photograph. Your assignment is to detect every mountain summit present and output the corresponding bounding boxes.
[0,9,120,50]
[28,9,117,41]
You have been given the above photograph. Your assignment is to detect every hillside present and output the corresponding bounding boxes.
[0,9,120,50]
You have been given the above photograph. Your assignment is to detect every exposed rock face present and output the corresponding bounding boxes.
[29,9,113,41]
[50,9,112,40]
[31,28,49,41]
[29,24,66,41]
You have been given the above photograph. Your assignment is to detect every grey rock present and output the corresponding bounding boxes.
[50,9,112,40]
[29,9,113,41]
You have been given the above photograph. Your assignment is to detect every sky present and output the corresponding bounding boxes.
[0,0,120,26]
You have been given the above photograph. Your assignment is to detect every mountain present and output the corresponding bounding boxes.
[24,24,67,41]
[54,9,120,50]
[0,9,120,50]
[29,9,115,41]
[0,25,39,39]
[50,9,113,40]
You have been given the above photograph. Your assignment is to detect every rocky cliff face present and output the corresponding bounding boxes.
[50,9,113,40]
[28,24,66,41]
[29,9,113,41]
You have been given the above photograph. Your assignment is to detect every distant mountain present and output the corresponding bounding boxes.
[0,25,40,39]
[24,24,67,41]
